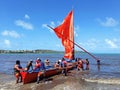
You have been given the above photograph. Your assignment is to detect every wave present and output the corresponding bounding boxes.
[84,78,120,85]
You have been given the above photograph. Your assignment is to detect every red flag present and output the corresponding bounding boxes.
[53,10,74,60]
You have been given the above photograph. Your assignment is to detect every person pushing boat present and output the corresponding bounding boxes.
[14,60,23,83]
[77,58,84,71]
[34,58,41,72]
[54,60,61,69]
[24,60,33,72]
[35,58,46,84]
[61,58,68,76]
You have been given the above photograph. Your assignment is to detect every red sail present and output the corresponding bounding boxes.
[53,10,74,60]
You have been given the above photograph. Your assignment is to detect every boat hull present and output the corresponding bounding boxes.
[21,62,76,84]
[21,68,61,84]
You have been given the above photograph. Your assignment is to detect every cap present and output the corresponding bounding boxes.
[37,58,40,60]
[58,60,61,62]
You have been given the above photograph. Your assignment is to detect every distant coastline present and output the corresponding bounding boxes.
[0,49,84,54]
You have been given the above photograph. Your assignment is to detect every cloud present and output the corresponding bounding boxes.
[85,39,99,49]
[42,21,62,28]
[56,44,62,48]
[97,17,119,27]
[50,21,55,27]
[74,25,80,37]
[42,21,57,33]
[4,39,11,47]
[25,14,30,19]
[78,38,99,50]
[15,20,34,30]
[1,30,20,38]
[42,24,48,29]
[105,39,118,48]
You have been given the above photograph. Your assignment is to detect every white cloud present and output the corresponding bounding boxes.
[85,39,98,49]
[25,14,30,19]
[50,21,55,27]
[105,39,118,48]
[42,21,56,33]
[78,38,99,51]
[42,21,61,29]
[74,25,80,37]
[42,24,48,28]
[1,30,20,38]
[97,17,119,27]
[74,30,78,37]
[4,39,11,47]
[15,20,33,30]
[56,44,62,48]
[42,24,53,33]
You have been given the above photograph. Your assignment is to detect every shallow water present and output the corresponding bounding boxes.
[1,71,120,90]
[0,53,120,90]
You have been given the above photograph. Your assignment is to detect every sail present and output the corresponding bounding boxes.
[53,10,74,60]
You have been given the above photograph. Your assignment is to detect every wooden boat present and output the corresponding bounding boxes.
[21,68,60,84]
[20,10,96,84]
[21,62,76,84]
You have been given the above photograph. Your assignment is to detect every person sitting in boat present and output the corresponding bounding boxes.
[85,58,89,70]
[77,58,84,71]
[45,59,50,66]
[45,59,53,69]
[54,60,61,69]
[24,60,33,72]
[61,58,67,76]
[14,60,23,83]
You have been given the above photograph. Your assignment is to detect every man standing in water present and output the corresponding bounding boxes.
[85,59,90,70]
[36,58,46,84]
[97,59,100,71]
[77,58,84,71]
[14,60,23,83]
[61,58,67,76]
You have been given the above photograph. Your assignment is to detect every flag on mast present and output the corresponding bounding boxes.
[53,10,74,60]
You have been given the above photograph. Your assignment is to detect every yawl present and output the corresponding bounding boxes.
[21,10,99,84]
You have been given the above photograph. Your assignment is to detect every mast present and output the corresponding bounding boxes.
[72,9,75,60]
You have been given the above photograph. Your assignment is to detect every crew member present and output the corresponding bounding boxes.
[24,60,33,72]
[14,60,23,83]
[36,58,46,84]
[61,58,67,76]
[85,59,89,70]
[77,58,83,71]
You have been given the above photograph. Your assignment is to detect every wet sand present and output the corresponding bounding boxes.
[0,70,120,90]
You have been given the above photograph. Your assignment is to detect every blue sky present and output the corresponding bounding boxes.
[0,0,120,53]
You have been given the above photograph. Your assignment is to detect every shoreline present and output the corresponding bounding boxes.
[0,70,120,90]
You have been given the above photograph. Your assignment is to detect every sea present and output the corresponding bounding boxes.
[0,53,120,90]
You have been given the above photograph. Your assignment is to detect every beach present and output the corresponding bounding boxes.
[1,70,120,90]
